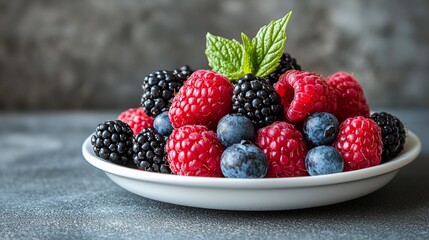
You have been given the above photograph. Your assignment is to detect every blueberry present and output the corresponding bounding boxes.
[154,112,173,136]
[305,146,344,176]
[217,114,255,148]
[221,141,268,178]
[303,112,339,146]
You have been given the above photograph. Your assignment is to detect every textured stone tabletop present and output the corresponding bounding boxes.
[1,110,428,240]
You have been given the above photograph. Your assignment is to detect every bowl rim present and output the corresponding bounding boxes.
[82,130,421,189]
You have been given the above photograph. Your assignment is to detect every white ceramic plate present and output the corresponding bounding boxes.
[82,131,421,211]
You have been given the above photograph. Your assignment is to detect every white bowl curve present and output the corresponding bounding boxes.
[82,131,421,211]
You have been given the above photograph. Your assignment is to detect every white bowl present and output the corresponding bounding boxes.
[82,131,421,211]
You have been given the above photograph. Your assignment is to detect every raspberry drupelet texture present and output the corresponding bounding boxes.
[132,128,171,174]
[274,70,337,123]
[333,116,383,171]
[118,108,154,135]
[255,121,308,177]
[141,70,184,117]
[169,70,234,130]
[166,125,224,177]
[91,120,134,166]
[267,53,302,85]
[371,112,406,161]
[326,72,370,122]
[232,74,282,129]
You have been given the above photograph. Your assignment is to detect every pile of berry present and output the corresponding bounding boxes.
[91,12,406,178]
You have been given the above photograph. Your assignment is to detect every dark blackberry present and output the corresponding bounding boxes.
[267,53,301,84]
[132,128,171,174]
[371,112,406,162]
[91,120,133,166]
[141,70,183,117]
[232,74,282,129]
[173,65,194,82]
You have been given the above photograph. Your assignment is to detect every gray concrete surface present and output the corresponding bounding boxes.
[0,0,429,110]
[0,110,428,239]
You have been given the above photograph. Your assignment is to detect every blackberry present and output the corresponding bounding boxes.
[267,53,301,84]
[141,70,183,117]
[91,120,133,166]
[173,65,194,82]
[132,128,171,173]
[371,112,406,161]
[232,74,282,129]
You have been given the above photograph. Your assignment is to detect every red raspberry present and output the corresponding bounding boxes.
[326,72,370,122]
[333,116,383,171]
[274,70,337,123]
[169,70,233,130]
[255,122,308,177]
[166,125,224,177]
[118,108,154,135]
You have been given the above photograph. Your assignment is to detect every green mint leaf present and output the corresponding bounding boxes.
[241,32,254,75]
[204,11,292,80]
[205,33,243,79]
[228,70,246,80]
[274,11,292,30]
[252,12,292,77]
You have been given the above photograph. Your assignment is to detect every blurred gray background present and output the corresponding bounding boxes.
[0,0,428,111]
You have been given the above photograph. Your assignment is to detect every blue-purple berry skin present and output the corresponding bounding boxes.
[305,146,344,176]
[303,112,339,146]
[154,112,173,136]
[221,141,267,178]
[217,114,256,148]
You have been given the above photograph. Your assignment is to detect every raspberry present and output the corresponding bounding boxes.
[166,125,224,177]
[274,70,337,123]
[118,108,154,135]
[333,116,383,171]
[326,72,370,122]
[169,70,234,130]
[255,122,308,177]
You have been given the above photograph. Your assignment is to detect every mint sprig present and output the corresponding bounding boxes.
[252,12,291,77]
[205,11,292,80]
[241,33,254,75]
[205,33,244,80]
